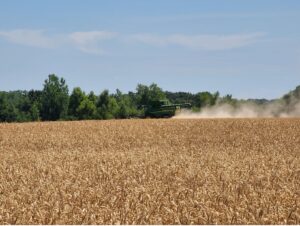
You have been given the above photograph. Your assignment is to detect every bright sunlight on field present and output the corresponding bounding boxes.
[0,119,299,224]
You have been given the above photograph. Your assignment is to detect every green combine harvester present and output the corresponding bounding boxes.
[143,100,191,118]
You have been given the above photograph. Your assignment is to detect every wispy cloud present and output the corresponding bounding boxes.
[0,29,118,55]
[0,29,56,48]
[129,32,267,50]
[69,31,118,54]
[0,29,266,54]
[69,31,117,44]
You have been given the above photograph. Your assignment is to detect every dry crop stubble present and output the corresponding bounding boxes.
[0,119,299,224]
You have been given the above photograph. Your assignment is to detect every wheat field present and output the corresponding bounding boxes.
[0,119,299,224]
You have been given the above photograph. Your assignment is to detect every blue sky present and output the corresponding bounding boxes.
[0,0,299,99]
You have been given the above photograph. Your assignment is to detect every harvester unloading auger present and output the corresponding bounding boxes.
[142,100,191,118]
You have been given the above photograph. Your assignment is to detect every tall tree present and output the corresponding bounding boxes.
[136,83,166,106]
[195,91,219,108]
[77,97,97,119]
[87,91,97,104]
[96,90,119,119]
[0,93,8,121]
[113,89,139,118]
[27,90,42,121]
[68,87,86,118]
[40,74,69,121]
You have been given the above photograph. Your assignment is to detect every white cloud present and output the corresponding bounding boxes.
[69,31,118,54]
[0,29,266,54]
[128,34,167,46]
[69,31,117,44]
[0,29,56,48]
[0,29,118,55]
[130,32,266,50]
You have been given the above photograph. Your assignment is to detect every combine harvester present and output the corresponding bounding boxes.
[143,100,191,118]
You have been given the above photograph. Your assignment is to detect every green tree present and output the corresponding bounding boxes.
[0,93,20,122]
[136,83,166,106]
[68,88,97,120]
[40,74,69,121]
[218,94,238,106]
[68,87,86,118]
[88,91,97,104]
[96,90,119,119]
[195,91,219,108]
[28,90,43,103]
[27,90,42,120]
[111,89,140,118]
[165,91,195,105]
[29,102,40,121]
[0,93,8,121]
[282,85,300,113]
[77,97,97,119]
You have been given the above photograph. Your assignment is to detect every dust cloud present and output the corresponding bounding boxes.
[173,99,300,119]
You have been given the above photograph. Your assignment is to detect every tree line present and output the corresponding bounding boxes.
[0,74,299,122]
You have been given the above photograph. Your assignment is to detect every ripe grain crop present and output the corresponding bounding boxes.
[0,119,299,224]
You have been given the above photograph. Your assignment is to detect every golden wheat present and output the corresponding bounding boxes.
[0,119,299,224]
